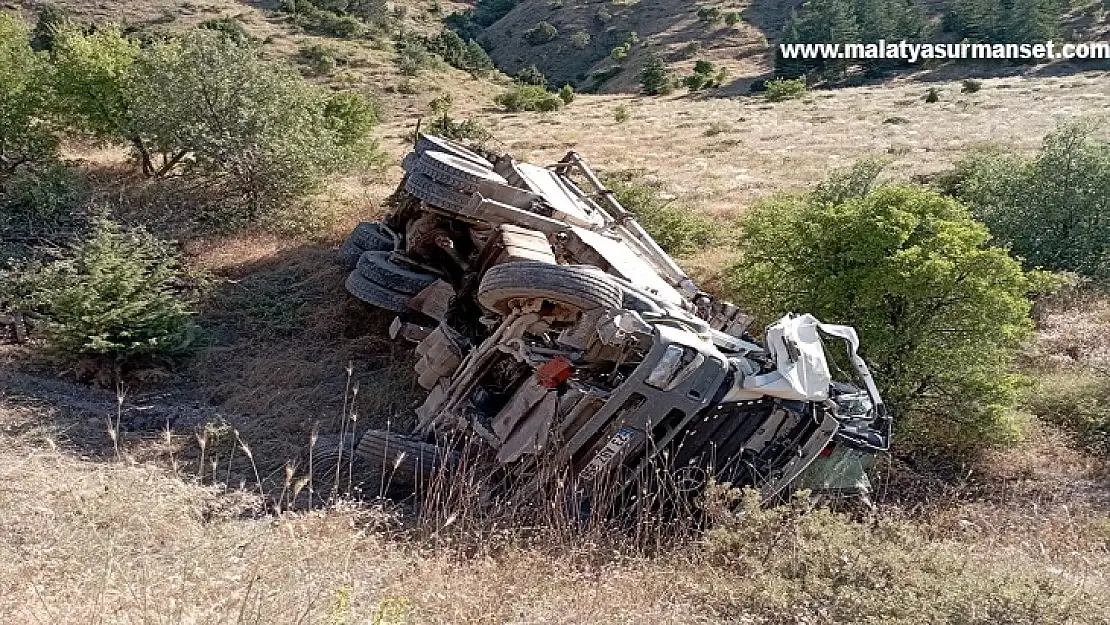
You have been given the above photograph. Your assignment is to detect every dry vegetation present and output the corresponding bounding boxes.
[2,1,1110,622]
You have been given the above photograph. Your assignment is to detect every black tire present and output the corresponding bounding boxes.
[356,429,456,487]
[414,150,507,193]
[404,172,475,213]
[414,134,493,170]
[307,434,363,502]
[345,271,411,312]
[356,251,439,295]
[477,262,623,315]
[401,152,418,173]
[340,222,394,269]
[349,222,395,252]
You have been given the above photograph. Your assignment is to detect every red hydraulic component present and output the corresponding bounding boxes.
[536,356,574,388]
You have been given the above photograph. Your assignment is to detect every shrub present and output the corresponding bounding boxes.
[571,29,590,49]
[952,123,1110,279]
[524,20,557,45]
[52,25,378,211]
[558,84,575,105]
[764,76,806,101]
[422,30,494,76]
[697,6,723,23]
[397,39,433,75]
[613,104,630,123]
[724,10,741,26]
[0,163,86,233]
[604,171,716,256]
[1025,372,1110,453]
[925,86,940,102]
[703,488,1104,623]
[728,168,1038,452]
[684,59,718,90]
[495,84,563,112]
[299,42,343,75]
[595,7,612,23]
[961,78,982,93]
[30,4,74,51]
[610,44,629,60]
[515,64,547,86]
[199,16,253,45]
[21,218,196,362]
[637,55,673,95]
[0,14,60,183]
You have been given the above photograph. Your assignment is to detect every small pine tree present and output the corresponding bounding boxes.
[638,55,673,95]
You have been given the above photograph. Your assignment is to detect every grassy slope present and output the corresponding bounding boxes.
[0,2,1109,622]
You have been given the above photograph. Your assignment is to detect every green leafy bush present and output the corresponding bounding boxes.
[571,29,590,49]
[951,123,1110,279]
[1025,372,1110,453]
[925,86,940,102]
[494,83,563,112]
[199,16,253,45]
[515,64,547,86]
[961,78,982,93]
[299,42,344,75]
[0,14,60,184]
[558,84,575,104]
[637,55,673,95]
[697,6,723,23]
[604,171,717,256]
[0,163,86,233]
[53,27,381,221]
[21,218,196,362]
[613,104,630,123]
[524,20,557,45]
[727,168,1038,452]
[764,76,806,101]
[724,11,741,26]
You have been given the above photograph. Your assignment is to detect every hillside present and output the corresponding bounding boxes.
[2,1,1110,622]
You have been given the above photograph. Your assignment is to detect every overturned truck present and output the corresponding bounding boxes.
[337,134,891,509]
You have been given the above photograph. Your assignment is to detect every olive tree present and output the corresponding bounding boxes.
[729,176,1039,452]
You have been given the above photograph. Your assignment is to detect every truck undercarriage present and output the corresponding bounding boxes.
[333,134,892,513]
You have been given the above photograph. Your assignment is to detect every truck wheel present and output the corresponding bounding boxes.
[307,433,362,502]
[404,172,474,214]
[477,262,623,315]
[414,150,508,193]
[356,429,456,487]
[414,134,493,169]
[356,251,439,295]
[339,222,394,269]
[345,272,411,312]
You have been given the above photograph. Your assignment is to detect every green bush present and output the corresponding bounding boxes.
[724,10,741,26]
[299,42,343,75]
[53,27,381,222]
[199,16,253,45]
[0,163,86,233]
[494,83,563,112]
[697,6,723,23]
[515,64,547,86]
[727,167,1038,452]
[0,14,59,184]
[19,218,196,362]
[637,55,673,95]
[524,20,557,45]
[1024,372,1110,453]
[604,171,717,256]
[925,86,940,102]
[571,29,590,49]
[951,123,1110,279]
[764,76,806,101]
[613,104,630,123]
[397,39,434,75]
[558,84,575,105]
[961,78,982,93]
